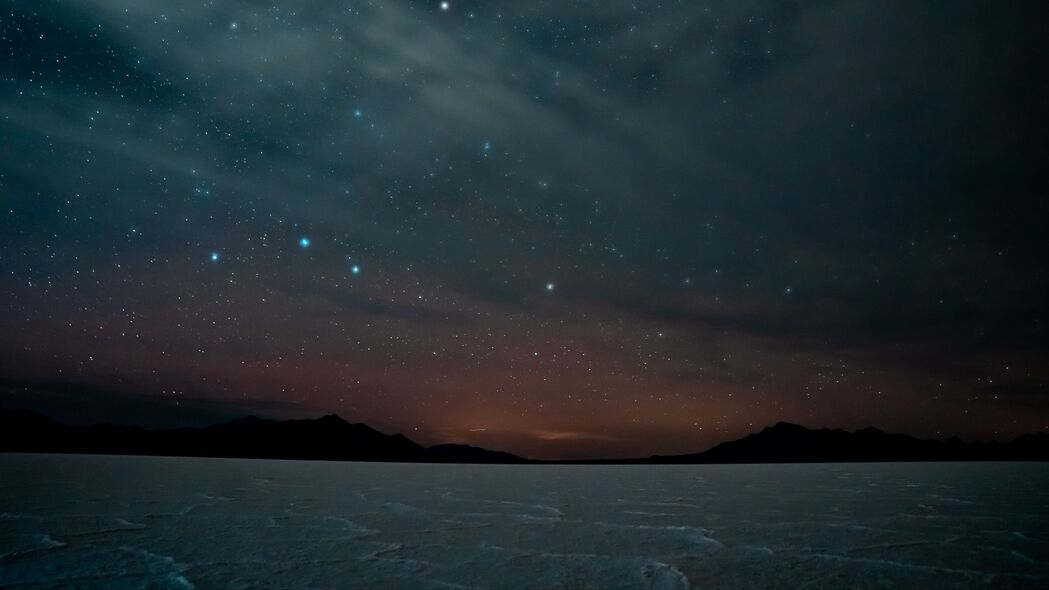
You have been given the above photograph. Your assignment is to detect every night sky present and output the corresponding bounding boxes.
[2,1,1048,459]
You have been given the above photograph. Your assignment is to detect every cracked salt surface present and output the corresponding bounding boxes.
[1,455,1047,589]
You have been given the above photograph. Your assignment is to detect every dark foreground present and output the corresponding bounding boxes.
[1,455,1047,589]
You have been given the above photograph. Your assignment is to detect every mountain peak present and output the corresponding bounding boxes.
[856,426,887,436]
[763,421,807,433]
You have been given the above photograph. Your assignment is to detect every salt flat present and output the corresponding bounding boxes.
[1,454,1047,589]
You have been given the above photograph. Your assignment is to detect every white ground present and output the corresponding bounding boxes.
[2,454,1047,589]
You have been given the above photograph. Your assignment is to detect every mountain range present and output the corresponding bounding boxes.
[1,409,1046,463]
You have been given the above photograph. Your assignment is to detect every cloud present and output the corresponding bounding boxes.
[533,430,619,442]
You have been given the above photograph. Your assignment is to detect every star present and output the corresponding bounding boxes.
[210,252,220,262]
[440,2,450,11]
[299,237,311,248]
[351,264,361,275]
[546,282,555,292]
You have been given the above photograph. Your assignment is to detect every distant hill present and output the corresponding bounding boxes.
[429,443,528,464]
[641,422,1049,464]
[0,409,433,462]
[1,409,1046,463]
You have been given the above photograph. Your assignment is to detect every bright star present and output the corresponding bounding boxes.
[353,109,363,119]
[546,282,555,292]
[351,264,361,275]
[210,252,220,262]
[440,2,450,11]
[299,237,311,248]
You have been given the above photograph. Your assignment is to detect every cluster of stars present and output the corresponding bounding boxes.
[1,0,1045,460]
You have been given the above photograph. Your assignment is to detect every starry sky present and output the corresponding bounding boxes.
[2,1,1048,459]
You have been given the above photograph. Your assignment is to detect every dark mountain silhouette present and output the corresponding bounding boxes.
[0,410,423,462]
[1,409,1046,463]
[0,409,525,463]
[640,422,1049,464]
